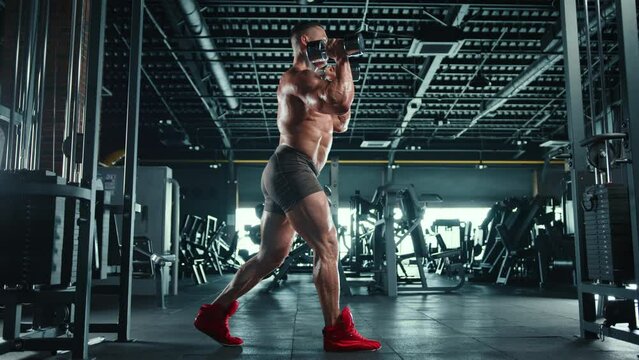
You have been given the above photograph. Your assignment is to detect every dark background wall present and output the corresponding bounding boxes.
[172,168,229,221]
[170,164,568,219]
[237,163,568,208]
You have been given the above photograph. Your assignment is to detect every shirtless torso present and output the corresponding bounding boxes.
[277,65,351,172]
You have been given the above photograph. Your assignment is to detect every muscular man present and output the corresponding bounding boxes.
[193,22,381,352]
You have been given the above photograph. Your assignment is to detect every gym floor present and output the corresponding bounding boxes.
[2,274,637,360]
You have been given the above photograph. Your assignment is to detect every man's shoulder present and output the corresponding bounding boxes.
[280,68,313,92]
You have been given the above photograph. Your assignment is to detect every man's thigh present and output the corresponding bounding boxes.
[285,191,334,250]
[260,211,296,256]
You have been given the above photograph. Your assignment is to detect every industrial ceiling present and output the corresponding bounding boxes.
[99,0,625,164]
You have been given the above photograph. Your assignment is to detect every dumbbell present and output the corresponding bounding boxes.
[350,62,361,82]
[306,32,365,65]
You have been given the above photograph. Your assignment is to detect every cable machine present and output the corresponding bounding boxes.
[562,0,639,344]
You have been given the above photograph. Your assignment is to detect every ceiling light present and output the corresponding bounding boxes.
[434,114,448,126]
[361,140,391,148]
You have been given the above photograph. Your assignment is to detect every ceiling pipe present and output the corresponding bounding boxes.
[454,3,615,138]
[176,0,239,109]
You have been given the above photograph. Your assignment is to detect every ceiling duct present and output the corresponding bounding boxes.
[176,0,239,110]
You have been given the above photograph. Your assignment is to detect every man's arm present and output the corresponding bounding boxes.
[291,58,354,115]
[333,109,351,133]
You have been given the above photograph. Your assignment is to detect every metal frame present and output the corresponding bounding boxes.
[118,0,144,342]
[0,0,107,358]
[562,0,597,340]
[329,156,352,296]
[374,184,465,296]
[3,0,24,171]
[566,0,639,345]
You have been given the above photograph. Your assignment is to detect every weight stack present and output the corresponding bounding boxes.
[583,184,634,282]
[0,171,66,287]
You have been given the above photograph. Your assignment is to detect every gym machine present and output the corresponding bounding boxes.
[471,196,575,287]
[95,166,180,301]
[361,184,465,296]
[340,185,469,296]
[562,0,639,343]
[429,219,475,277]
[341,191,382,277]
[179,215,211,284]
[0,0,108,358]
[0,0,168,357]
[179,214,242,281]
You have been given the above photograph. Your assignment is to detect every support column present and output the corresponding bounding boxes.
[615,0,639,292]
[227,159,238,240]
[73,0,106,357]
[330,157,351,296]
[119,0,144,343]
[384,190,398,297]
[561,0,597,339]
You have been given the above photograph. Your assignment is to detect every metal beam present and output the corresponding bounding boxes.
[616,0,639,296]
[388,5,469,165]
[73,0,107,357]
[198,0,556,9]
[561,0,596,340]
[119,0,144,342]
[19,0,40,170]
[4,0,24,170]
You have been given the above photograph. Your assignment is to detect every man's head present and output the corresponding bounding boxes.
[290,21,327,53]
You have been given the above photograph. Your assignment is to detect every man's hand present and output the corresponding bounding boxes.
[333,110,351,133]
[326,38,347,61]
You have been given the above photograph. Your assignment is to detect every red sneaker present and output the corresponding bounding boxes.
[194,300,243,346]
[323,307,381,352]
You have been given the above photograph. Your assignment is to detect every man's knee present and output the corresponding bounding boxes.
[258,248,289,270]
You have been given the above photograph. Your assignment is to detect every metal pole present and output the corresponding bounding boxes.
[21,0,40,170]
[615,0,639,294]
[118,0,144,342]
[226,160,238,259]
[330,156,351,296]
[62,0,79,180]
[561,0,597,339]
[583,0,599,184]
[33,0,51,170]
[170,178,180,296]
[72,0,107,357]
[384,190,398,297]
[4,0,24,170]
[595,0,612,182]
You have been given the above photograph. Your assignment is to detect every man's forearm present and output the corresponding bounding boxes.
[326,58,354,111]
[334,110,351,133]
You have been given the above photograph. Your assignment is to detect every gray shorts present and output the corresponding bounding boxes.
[261,145,323,214]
